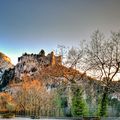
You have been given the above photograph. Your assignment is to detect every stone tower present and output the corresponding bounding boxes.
[51,51,56,66]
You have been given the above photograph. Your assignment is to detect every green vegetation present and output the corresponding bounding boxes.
[1,113,15,118]
[6,102,15,113]
[99,93,108,116]
[108,97,120,117]
[71,86,88,117]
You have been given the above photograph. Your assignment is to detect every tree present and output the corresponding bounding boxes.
[0,92,15,112]
[65,30,120,116]
[14,77,57,117]
[83,30,120,116]
[71,85,88,117]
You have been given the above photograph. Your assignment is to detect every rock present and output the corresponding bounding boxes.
[0,52,14,90]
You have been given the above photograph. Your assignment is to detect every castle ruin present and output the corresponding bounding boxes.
[15,50,62,79]
[18,50,62,66]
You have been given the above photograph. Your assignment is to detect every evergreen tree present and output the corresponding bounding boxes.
[96,92,108,117]
[99,93,108,116]
[71,86,88,117]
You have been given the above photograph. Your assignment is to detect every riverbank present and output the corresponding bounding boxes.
[0,117,120,120]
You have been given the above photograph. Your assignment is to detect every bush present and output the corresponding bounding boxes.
[1,113,15,118]
[6,102,15,112]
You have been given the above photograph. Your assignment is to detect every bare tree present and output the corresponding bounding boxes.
[83,30,120,116]
[14,77,57,117]
[64,30,120,116]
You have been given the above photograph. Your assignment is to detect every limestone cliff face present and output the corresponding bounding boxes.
[0,52,13,68]
[0,52,14,91]
[15,50,62,79]
[0,52,11,62]
[0,50,62,91]
[0,52,13,81]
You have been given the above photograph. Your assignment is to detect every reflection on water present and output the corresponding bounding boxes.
[0,117,120,120]
[0,117,75,120]
[0,118,73,120]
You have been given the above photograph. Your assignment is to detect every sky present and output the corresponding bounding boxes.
[0,0,120,64]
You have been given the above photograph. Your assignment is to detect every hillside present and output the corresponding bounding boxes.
[0,50,62,91]
[0,50,95,92]
[0,50,119,97]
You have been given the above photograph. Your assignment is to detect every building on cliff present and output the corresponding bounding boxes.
[15,50,62,79]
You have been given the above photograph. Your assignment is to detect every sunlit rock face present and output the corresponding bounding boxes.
[15,50,62,79]
[0,52,13,81]
[0,50,62,91]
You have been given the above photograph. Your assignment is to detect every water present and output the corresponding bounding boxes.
[0,117,79,120]
[0,116,87,120]
[0,118,74,120]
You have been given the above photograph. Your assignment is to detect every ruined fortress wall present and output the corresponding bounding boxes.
[15,51,62,78]
[50,52,62,65]
[55,56,62,65]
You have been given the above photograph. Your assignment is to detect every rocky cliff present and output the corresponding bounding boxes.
[0,52,14,91]
[15,50,62,79]
[0,50,62,91]
[0,52,13,81]
[0,50,112,98]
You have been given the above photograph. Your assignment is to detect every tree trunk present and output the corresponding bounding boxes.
[100,87,108,116]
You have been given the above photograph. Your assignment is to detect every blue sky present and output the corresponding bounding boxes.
[0,0,120,64]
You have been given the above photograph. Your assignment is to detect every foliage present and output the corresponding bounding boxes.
[61,97,68,108]
[71,86,88,117]
[6,102,15,112]
[0,92,15,112]
[66,30,120,117]
[96,94,108,117]
[14,78,57,115]
[99,93,108,116]
[53,91,62,108]
[1,113,15,118]
[109,97,120,116]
